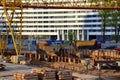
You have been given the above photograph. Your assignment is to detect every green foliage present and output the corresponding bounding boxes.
[68,30,73,43]
[98,10,110,25]
[73,30,77,41]
[98,10,110,40]
[68,30,77,43]
[109,10,119,27]
[68,30,78,51]
[108,10,120,42]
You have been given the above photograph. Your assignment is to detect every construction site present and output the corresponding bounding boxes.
[0,0,120,80]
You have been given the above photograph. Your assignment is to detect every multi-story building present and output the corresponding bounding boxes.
[0,8,114,41]
[21,8,114,41]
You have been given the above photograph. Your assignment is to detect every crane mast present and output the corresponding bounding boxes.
[0,0,22,55]
[0,0,120,55]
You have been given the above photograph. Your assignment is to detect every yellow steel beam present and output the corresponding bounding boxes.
[1,0,22,55]
[2,0,19,55]
[19,0,22,55]
[22,0,120,9]
[0,0,119,9]
[0,22,8,55]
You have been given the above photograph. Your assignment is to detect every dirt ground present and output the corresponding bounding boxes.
[35,61,120,80]
[0,62,120,80]
[40,61,120,80]
[81,69,120,80]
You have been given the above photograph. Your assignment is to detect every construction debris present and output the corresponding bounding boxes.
[14,72,38,80]
[57,70,73,80]
[32,67,56,80]
[31,67,73,80]
[10,55,25,64]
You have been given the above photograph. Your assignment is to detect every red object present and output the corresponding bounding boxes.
[115,48,120,51]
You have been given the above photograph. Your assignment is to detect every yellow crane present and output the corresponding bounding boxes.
[0,22,8,55]
[0,0,22,55]
[0,0,119,55]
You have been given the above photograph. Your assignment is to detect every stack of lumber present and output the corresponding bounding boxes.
[57,70,73,80]
[52,62,66,69]
[14,72,38,80]
[52,62,85,72]
[32,67,56,80]
[10,55,25,64]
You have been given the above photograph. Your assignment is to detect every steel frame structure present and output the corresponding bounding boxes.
[0,0,22,55]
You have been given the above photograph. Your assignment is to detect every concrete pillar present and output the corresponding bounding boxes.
[57,30,60,40]
[62,30,64,40]
[67,30,68,40]
[77,30,79,40]
[87,30,89,40]
[82,30,84,41]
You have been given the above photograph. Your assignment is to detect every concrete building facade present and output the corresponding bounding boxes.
[0,8,115,41]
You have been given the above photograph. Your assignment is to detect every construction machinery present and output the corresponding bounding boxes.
[75,39,101,49]
[0,0,119,56]
[76,39,97,47]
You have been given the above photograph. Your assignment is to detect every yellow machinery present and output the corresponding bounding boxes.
[76,39,97,47]
[0,0,119,55]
